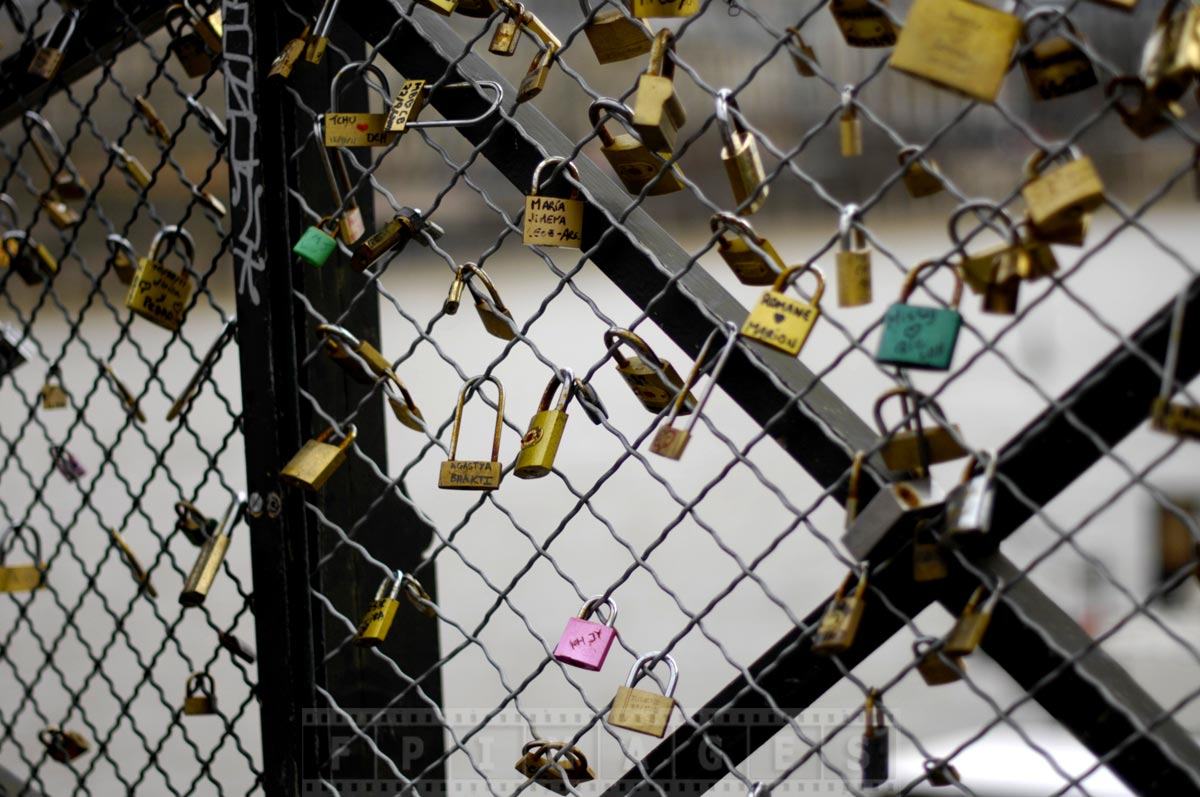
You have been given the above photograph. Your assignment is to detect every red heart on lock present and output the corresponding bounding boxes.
[356,123,369,132]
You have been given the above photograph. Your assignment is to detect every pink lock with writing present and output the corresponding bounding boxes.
[553,596,618,671]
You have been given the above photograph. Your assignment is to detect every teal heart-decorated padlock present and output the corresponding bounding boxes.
[293,217,339,267]
[876,261,963,371]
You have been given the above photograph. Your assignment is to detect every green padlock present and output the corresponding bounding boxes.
[293,217,339,267]
[876,261,963,371]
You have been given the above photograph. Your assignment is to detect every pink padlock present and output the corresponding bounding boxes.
[553,596,618,671]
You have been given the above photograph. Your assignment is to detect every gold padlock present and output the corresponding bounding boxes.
[165,2,222,77]
[355,570,435,647]
[281,426,356,492]
[180,493,243,606]
[0,524,47,594]
[323,62,399,148]
[41,368,68,410]
[950,202,1029,313]
[110,144,152,190]
[515,369,575,479]
[944,582,1003,656]
[628,0,699,17]
[873,387,968,475]
[515,740,596,791]
[1106,76,1186,139]
[829,0,897,48]
[440,376,505,491]
[174,501,215,547]
[1021,148,1104,245]
[740,262,825,356]
[579,0,653,64]
[605,328,697,414]
[125,225,196,332]
[101,233,135,285]
[490,2,525,55]
[1152,288,1200,439]
[650,322,740,461]
[787,27,820,76]
[1020,8,1098,101]
[183,672,218,716]
[589,98,684,196]
[898,146,945,198]
[710,213,783,286]
[609,651,679,737]
[315,325,425,432]
[524,158,584,249]
[836,204,872,307]
[840,86,863,158]
[913,638,965,686]
[28,9,79,81]
[812,567,868,654]
[350,206,444,272]
[716,88,768,214]
[135,95,172,145]
[40,728,89,762]
[513,9,561,103]
[632,30,687,153]
[912,521,947,582]
[444,263,518,340]
[269,21,311,78]
[1141,0,1200,102]
[3,231,58,285]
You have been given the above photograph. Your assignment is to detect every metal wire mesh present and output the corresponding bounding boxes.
[0,1,259,795]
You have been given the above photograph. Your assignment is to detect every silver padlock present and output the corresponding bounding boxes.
[842,475,946,562]
[945,452,997,540]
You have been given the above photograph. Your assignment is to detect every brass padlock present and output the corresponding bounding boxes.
[812,567,868,654]
[950,202,1028,315]
[589,98,684,196]
[1021,148,1104,245]
[322,61,397,147]
[889,0,1021,103]
[3,231,58,285]
[515,369,576,479]
[174,501,216,547]
[440,376,505,491]
[944,582,1003,656]
[110,144,152,191]
[167,317,239,422]
[740,262,825,356]
[716,88,768,214]
[444,263,518,340]
[313,118,366,245]
[515,740,595,791]
[1020,8,1098,101]
[280,426,357,492]
[40,728,89,762]
[829,0,897,48]
[1106,76,1186,139]
[608,651,679,737]
[180,493,243,606]
[125,225,196,332]
[355,570,435,647]
[306,0,340,63]
[28,9,79,81]
[269,21,311,79]
[41,367,68,410]
[579,0,653,64]
[0,524,47,594]
[836,203,872,307]
[41,194,79,230]
[839,86,862,158]
[183,673,218,716]
[1151,288,1200,439]
[1016,217,1063,280]
[711,212,783,286]
[1140,0,1200,102]
[632,30,687,153]
[628,0,699,17]
[316,324,425,431]
[24,112,89,201]
[605,327,697,414]
[490,2,525,55]
[514,11,561,103]
[912,520,947,582]
[898,146,945,198]
[873,387,968,476]
[651,321,740,461]
[914,637,965,686]
[350,207,444,272]
[166,2,222,77]
[787,27,820,76]
[524,157,584,249]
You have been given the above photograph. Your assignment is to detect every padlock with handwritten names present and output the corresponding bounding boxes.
[876,260,963,371]
[740,262,825,357]
[524,158,583,249]
[553,596,618,671]
[609,652,678,737]
[440,376,505,491]
[126,225,195,332]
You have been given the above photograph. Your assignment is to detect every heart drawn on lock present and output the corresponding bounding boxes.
[773,313,786,324]
[356,123,369,132]
[903,323,922,339]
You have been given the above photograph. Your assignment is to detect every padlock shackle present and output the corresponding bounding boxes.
[0,193,20,229]
[773,262,826,305]
[603,327,663,370]
[663,321,739,431]
[401,572,436,617]
[105,234,138,263]
[958,450,996,485]
[521,739,588,772]
[39,7,79,51]
[149,224,197,267]
[626,651,679,696]
[647,28,676,80]
[212,492,246,541]
[185,94,227,142]
[0,523,42,569]
[864,688,884,732]
[1023,145,1083,179]
[382,374,423,427]
[872,386,954,439]
[897,260,963,308]
[948,201,1019,251]
[312,117,358,218]
[714,88,747,150]
[174,500,210,528]
[589,98,635,147]
[329,61,392,115]
[578,595,618,627]
[374,568,407,602]
[404,81,505,130]
[537,367,576,413]
[530,157,581,197]
[22,111,82,190]
[312,0,344,39]
[317,323,362,352]
[846,451,864,526]
[838,203,864,252]
[709,211,759,242]
[457,263,511,319]
[167,317,237,422]
[840,84,856,115]
[448,375,505,463]
[1021,7,1080,39]
[186,671,216,696]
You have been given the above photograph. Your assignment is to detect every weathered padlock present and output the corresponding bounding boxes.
[41,367,68,410]
[515,741,595,791]
[840,86,863,158]
[579,0,653,64]
[829,0,897,48]
[873,387,968,474]
[898,146,945,198]
[40,193,79,230]
[650,321,739,460]
[293,217,340,267]
[384,78,427,133]
[280,426,356,492]
[1151,289,1200,439]
[913,637,965,686]
[24,112,88,201]
[28,9,79,80]
[40,728,89,763]
[632,30,687,153]
[514,11,561,103]
[440,376,505,491]
[605,328,696,414]
[876,261,963,371]
[0,322,33,379]
[524,158,584,249]
[351,208,444,272]
[305,0,341,63]
[812,568,868,654]
[1020,8,1098,101]
[740,262,825,356]
[1106,76,1186,139]
[717,89,768,214]
[318,324,395,383]
[50,444,86,482]
[180,493,243,606]
[167,317,238,422]
[269,20,311,79]
[490,2,525,55]
[609,652,678,737]
[3,231,58,285]
[889,0,1021,103]
[945,453,997,539]
[109,527,158,597]
[444,263,518,340]
[313,117,365,245]
[166,2,223,77]
[711,213,783,286]
[925,759,962,787]
[1021,148,1104,245]
[949,202,1027,316]
[126,225,195,332]
[1140,0,1200,102]
[836,204,872,307]
[355,570,435,647]
[944,582,1003,656]
[1016,218,1061,279]
[590,98,683,196]
[515,369,575,479]
[628,0,699,18]
[553,595,618,670]
[912,520,948,582]
[861,690,889,788]
[183,673,218,716]
[0,525,47,594]
[174,501,216,547]
[787,27,820,76]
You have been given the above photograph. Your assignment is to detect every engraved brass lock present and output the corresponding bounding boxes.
[717,88,768,214]
[788,27,820,76]
[945,452,997,540]
[579,0,653,64]
[1151,287,1200,439]
[490,2,525,55]
[440,375,505,491]
[914,637,965,685]
[650,321,739,461]
[861,690,889,787]
[711,212,783,286]
[873,387,968,475]
[41,367,68,409]
[633,30,687,153]
[180,493,243,606]
[949,202,1028,316]
[876,260,963,371]
[183,673,218,716]
[1020,8,1098,100]
[609,651,678,737]
[166,2,223,77]
[740,261,825,356]
[515,740,595,791]
[444,263,517,340]
[605,327,696,414]
[628,0,699,17]
[515,369,575,479]
[323,62,400,148]
[40,728,89,762]
[829,0,897,48]
[281,426,357,492]
[510,7,561,103]
[28,9,79,81]
[839,85,862,158]
[899,146,945,198]
[351,207,444,272]
[269,21,311,79]
[944,582,1003,656]
[1106,76,1186,139]
[812,567,868,654]
[589,98,684,196]
[1022,147,1104,246]
[553,596,618,670]
[174,501,216,547]
[355,570,434,647]
[524,157,584,248]
[1140,0,1200,102]
[167,317,238,422]
[836,203,872,307]
[126,225,195,332]
[0,524,47,594]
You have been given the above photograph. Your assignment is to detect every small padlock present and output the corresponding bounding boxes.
[444,263,517,340]
[1020,9,1098,101]
[914,637,965,686]
[305,0,340,63]
[1021,148,1104,245]
[889,0,1021,103]
[950,203,1029,316]
[716,88,768,214]
[740,262,825,356]
[861,690,889,788]
[24,112,89,201]
[40,728,89,763]
[925,759,962,787]
[711,213,783,286]
[944,582,1003,656]
[580,0,653,64]
[872,387,968,475]
[318,324,397,384]
[166,2,221,77]
[174,501,216,547]
[839,86,862,158]
[0,322,33,379]
[440,376,505,491]
[41,194,79,230]
[1016,219,1061,279]
[293,217,340,267]
[312,117,366,245]
[515,369,575,479]
[812,568,868,654]
[105,235,138,285]
[609,652,679,737]
[41,367,68,409]
[632,30,687,153]
[628,0,699,17]
[945,453,997,539]
[514,740,595,791]
[1106,76,1186,139]
[351,207,444,272]
[912,521,948,582]
[518,44,558,103]
[836,204,872,307]
[280,426,356,492]
[126,225,196,332]
[605,328,697,414]
[1140,0,1200,102]
[490,2,524,56]
[524,158,584,249]
[650,321,740,460]
[553,595,618,670]
[269,21,311,79]
[110,144,152,190]
[51,444,86,482]
[787,27,820,76]
[1152,289,1200,439]
[180,493,243,606]
[590,98,684,196]
[28,9,79,80]
[899,146,945,198]
[0,525,47,594]
[183,673,218,716]
[829,0,897,48]
[355,570,434,646]
[3,231,58,285]
[876,261,963,371]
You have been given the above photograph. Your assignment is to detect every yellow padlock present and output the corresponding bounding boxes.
[1021,147,1104,245]
[355,570,435,647]
[126,225,196,332]
[0,524,47,594]
[579,0,653,64]
[632,30,687,153]
[604,328,697,414]
[440,376,505,491]
[515,369,575,479]
[183,673,218,716]
[740,262,825,356]
[716,89,768,214]
[609,652,679,737]
[280,425,357,492]
[710,213,783,286]
[873,387,968,475]
[590,97,684,196]
[444,263,518,340]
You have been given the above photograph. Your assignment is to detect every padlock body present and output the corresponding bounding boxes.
[718,236,780,286]
[44,731,88,762]
[879,426,967,472]
[741,290,820,356]
[171,33,214,77]
[944,612,991,656]
[293,226,338,267]
[912,542,948,581]
[180,532,230,606]
[601,136,684,196]
[1022,37,1098,100]
[617,357,696,414]
[836,251,872,307]
[903,161,944,198]
[126,257,193,331]
[721,132,767,214]
[475,299,517,340]
[0,564,46,593]
[515,751,595,790]
[351,216,411,270]
[632,74,686,152]
[649,425,690,460]
[28,48,64,80]
[388,395,426,432]
[1152,398,1200,439]
[439,460,502,490]
[876,302,961,371]
[517,50,552,103]
[840,112,863,157]
[861,728,890,787]
[42,384,68,409]
[812,596,864,653]
[523,195,584,248]
[355,596,401,647]
[627,0,699,18]
[1022,157,1104,231]
[514,409,568,479]
[489,21,521,55]
[280,440,348,491]
[609,686,675,737]
[829,0,897,47]
[553,616,618,670]
[43,197,80,229]
[269,37,306,78]
[417,0,458,12]
[183,695,216,716]
[585,11,653,64]
[917,649,965,685]
[790,35,819,75]
[982,277,1020,315]
[324,113,400,147]
[1142,8,1200,102]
